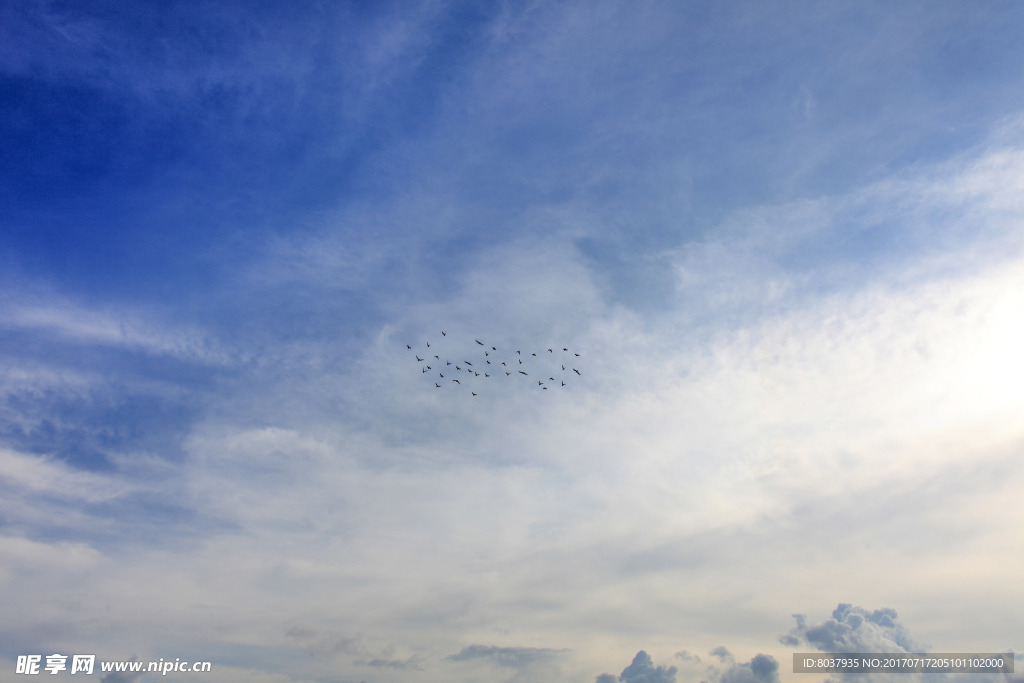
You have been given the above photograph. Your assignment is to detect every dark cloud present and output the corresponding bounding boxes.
[781,603,924,653]
[447,644,565,669]
[718,653,780,683]
[596,650,677,683]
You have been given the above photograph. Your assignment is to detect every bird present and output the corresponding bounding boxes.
[563,348,568,351]
[440,373,444,378]
[441,331,446,336]
[549,377,555,381]
[501,362,506,366]
[543,386,548,390]
[562,365,566,370]
[422,368,427,373]
[517,350,521,355]
[561,381,566,386]
[475,339,484,345]
[484,373,489,377]
[447,361,452,365]
[456,365,461,370]
[531,353,536,356]
[426,365,431,369]
[464,361,472,366]
[406,345,412,349]
[548,348,553,353]
[519,371,528,375]
[435,383,441,388]
[573,368,580,375]
[486,360,491,364]
[538,381,543,385]
[575,353,580,357]
[416,355,423,361]
[491,346,496,350]
[426,341,430,347]
[472,392,477,396]
[506,372,511,375]
[453,379,460,384]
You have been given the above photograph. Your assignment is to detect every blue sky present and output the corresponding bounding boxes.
[2,1,1024,681]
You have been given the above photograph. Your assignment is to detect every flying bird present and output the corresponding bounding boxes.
[435,383,441,388]
[574,368,581,375]
[548,348,553,352]
[464,361,472,366]
[406,345,412,349]
[441,331,446,336]
[472,392,477,396]
[416,355,423,361]
[453,379,460,384]
[475,339,484,345]
[519,371,528,375]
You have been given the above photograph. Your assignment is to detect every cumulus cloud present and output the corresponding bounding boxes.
[596,650,677,683]
[781,603,925,653]
[717,654,780,683]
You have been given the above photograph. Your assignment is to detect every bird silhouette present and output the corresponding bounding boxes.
[406,345,412,349]
[435,383,441,388]
[453,379,460,384]
[464,361,472,366]
[475,339,484,345]
[416,355,423,361]
[573,368,580,375]
[472,392,477,396]
[519,371,528,375]
[426,341,430,347]
[441,331,446,336]
[548,348,552,353]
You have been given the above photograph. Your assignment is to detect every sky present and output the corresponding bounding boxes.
[1,1,1023,681]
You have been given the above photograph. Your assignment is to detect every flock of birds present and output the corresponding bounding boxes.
[406,331,582,395]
